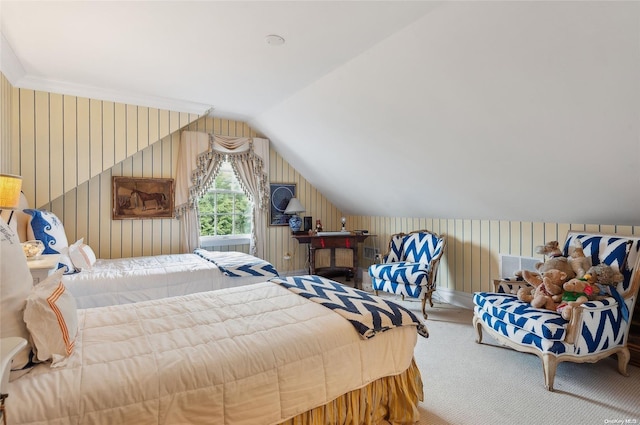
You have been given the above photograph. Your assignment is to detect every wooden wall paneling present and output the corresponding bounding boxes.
[488,220,501,290]
[169,111,180,134]
[148,108,159,148]
[99,171,112,259]
[63,96,77,193]
[0,75,11,173]
[102,101,115,171]
[138,106,149,151]
[110,163,123,259]
[585,223,600,233]
[34,91,50,207]
[509,221,521,256]
[532,222,545,258]
[62,189,77,244]
[89,99,102,179]
[126,105,138,158]
[120,157,133,258]
[19,90,35,205]
[131,151,144,256]
[74,98,90,190]
[498,220,510,255]
[49,93,64,200]
[462,220,472,293]
[114,102,127,165]
[75,181,89,243]
[10,86,19,174]
[87,175,101,253]
[453,219,464,293]
[476,220,490,294]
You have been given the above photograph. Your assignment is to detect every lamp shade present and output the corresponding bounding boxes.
[0,174,22,209]
[284,197,305,214]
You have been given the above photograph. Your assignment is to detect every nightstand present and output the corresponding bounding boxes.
[27,254,60,284]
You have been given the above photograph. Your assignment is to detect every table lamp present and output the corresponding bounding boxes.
[0,173,23,225]
[284,197,305,232]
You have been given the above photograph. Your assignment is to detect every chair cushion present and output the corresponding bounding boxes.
[24,209,69,255]
[473,292,568,341]
[369,262,428,285]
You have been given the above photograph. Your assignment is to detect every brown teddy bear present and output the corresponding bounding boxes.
[517,268,568,311]
[513,241,576,281]
[567,240,591,278]
[556,278,596,320]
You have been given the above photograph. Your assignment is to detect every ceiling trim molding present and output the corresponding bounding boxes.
[11,75,212,114]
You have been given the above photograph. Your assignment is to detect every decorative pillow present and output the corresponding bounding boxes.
[23,209,69,254]
[0,219,34,370]
[23,269,78,366]
[57,245,79,275]
[68,238,97,270]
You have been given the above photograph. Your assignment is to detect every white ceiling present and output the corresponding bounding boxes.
[2,1,639,226]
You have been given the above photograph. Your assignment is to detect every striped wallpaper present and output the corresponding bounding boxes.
[2,72,638,302]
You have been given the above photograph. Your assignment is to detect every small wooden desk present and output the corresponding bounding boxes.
[292,233,371,289]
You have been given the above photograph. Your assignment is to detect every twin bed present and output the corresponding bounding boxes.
[2,209,425,424]
[61,249,279,309]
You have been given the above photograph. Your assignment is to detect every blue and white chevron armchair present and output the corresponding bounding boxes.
[369,230,446,319]
[473,231,640,391]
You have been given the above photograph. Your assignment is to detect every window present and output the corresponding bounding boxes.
[198,161,253,247]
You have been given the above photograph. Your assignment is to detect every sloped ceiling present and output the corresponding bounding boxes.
[1,1,639,225]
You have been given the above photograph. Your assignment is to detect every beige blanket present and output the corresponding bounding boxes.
[10,282,417,424]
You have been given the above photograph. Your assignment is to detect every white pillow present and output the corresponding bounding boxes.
[57,241,80,274]
[68,238,96,270]
[24,209,69,254]
[0,219,34,369]
[24,269,78,366]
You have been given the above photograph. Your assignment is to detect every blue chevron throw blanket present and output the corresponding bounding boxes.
[194,249,279,278]
[271,275,429,339]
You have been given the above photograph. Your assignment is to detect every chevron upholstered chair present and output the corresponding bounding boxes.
[473,231,640,391]
[369,229,446,319]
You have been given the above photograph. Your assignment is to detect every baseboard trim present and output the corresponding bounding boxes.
[434,287,474,310]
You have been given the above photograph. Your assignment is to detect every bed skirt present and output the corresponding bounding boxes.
[279,358,423,425]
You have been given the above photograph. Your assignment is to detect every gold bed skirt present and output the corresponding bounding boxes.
[279,358,424,425]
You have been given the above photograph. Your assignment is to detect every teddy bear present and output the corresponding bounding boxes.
[517,268,568,311]
[567,240,591,278]
[512,241,576,281]
[556,277,596,320]
[582,263,625,298]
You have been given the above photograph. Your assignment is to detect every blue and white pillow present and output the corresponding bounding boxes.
[24,209,69,255]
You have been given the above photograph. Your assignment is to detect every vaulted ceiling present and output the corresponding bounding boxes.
[2,1,639,225]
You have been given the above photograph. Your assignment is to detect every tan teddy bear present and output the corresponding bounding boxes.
[513,241,576,281]
[556,278,596,320]
[567,240,591,279]
[517,268,568,311]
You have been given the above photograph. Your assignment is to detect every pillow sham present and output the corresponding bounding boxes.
[23,209,69,254]
[23,269,78,366]
[0,219,34,370]
[68,238,96,270]
[57,245,79,275]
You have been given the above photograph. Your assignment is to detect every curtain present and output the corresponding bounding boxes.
[175,131,270,257]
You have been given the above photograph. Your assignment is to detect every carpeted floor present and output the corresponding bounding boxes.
[386,295,640,425]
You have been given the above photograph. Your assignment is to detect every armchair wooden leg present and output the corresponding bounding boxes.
[374,290,379,296]
[541,354,558,392]
[421,296,428,320]
[401,294,405,301]
[617,348,631,377]
[472,315,483,344]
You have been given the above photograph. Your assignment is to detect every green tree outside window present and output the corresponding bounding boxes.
[198,162,253,236]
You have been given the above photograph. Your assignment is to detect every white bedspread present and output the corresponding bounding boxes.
[62,253,271,308]
[10,282,418,425]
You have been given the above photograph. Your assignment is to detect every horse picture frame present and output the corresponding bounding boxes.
[112,176,175,220]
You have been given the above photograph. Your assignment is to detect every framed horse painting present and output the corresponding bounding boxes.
[112,176,175,219]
